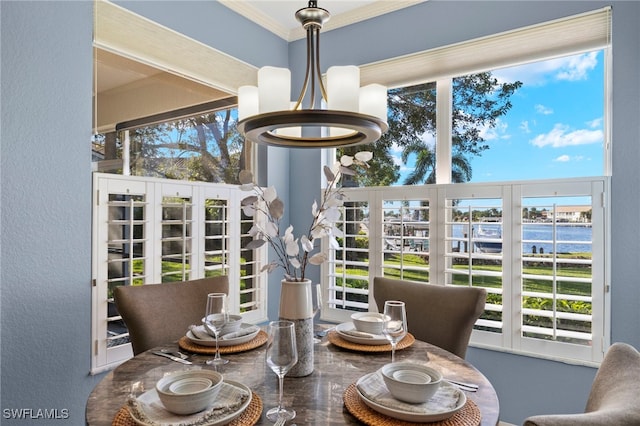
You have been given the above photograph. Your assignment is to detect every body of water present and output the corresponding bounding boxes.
[452,223,592,254]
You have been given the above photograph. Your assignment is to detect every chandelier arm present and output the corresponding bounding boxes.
[294,27,314,111]
[314,26,328,103]
[309,28,317,109]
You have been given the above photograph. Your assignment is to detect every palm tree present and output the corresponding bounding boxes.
[386,73,520,186]
[401,142,472,185]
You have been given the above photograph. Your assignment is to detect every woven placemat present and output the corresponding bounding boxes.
[112,391,262,426]
[178,330,267,355]
[343,383,480,426]
[327,331,415,352]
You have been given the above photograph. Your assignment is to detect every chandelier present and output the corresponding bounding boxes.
[236,1,388,148]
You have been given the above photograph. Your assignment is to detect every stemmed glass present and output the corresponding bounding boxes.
[311,283,323,343]
[382,300,407,363]
[204,293,229,365]
[265,320,298,422]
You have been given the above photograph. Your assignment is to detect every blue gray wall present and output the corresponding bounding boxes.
[1,1,98,423]
[1,2,638,425]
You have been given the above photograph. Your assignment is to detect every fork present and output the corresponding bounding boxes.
[273,416,286,426]
[445,379,478,392]
[160,349,189,359]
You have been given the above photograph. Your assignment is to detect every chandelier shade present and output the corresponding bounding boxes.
[237,1,388,148]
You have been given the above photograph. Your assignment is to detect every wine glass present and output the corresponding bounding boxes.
[311,283,322,343]
[204,293,229,365]
[382,300,407,363]
[265,320,298,422]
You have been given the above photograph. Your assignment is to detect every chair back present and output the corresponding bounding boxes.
[373,277,486,359]
[113,276,229,355]
[523,342,640,425]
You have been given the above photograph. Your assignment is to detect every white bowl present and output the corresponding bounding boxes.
[202,314,242,336]
[381,362,442,404]
[168,377,213,394]
[156,370,223,415]
[351,312,385,335]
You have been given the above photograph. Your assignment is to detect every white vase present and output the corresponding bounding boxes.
[279,279,314,377]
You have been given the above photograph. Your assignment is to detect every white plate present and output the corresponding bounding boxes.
[186,323,260,347]
[129,380,252,426]
[355,376,467,422]
[335,322,389,345]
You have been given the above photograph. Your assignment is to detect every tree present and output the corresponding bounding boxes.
[340,72,522,186]
[125,110,244,184]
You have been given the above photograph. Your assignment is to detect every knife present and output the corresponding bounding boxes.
[152,351,192,365]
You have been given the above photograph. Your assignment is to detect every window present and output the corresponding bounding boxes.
[92,103,248,184]
[91,98,264,372]
[323,8,610,364]
[323,178,607,363]
[91,174,267,373]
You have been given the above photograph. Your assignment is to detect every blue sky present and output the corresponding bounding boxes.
[393,50,605,184]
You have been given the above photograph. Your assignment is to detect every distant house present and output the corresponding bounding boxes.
[544,206,592,223]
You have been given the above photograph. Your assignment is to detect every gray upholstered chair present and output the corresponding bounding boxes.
[523,342,640,426]
[113,276,229,355]
[373,277,486,359]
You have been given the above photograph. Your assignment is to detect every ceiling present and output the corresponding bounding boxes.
[219,1,425,41]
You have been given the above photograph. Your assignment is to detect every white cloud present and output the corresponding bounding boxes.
[390,142,403,157]
[553,154,586,163]
[556,52,598,81]
[587,117,603,129]
[493,52,599,86]
[479,118,509,141]
[530,123,604,148]
[421,131,436,148]
[535,104,553,115]
[520,121,531,133]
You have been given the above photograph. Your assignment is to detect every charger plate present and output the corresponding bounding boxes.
[343,383,480,426]
[187,324,261,347]
[112,390,262,426]
[178,330,267,355]
[335,322,389,345]
[328,330,415,353]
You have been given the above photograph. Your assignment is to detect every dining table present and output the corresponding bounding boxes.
[86,326,499,425]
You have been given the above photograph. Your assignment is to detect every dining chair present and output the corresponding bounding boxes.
[373,277,486,359]
[113,276,229,355]
[522,342,640,426]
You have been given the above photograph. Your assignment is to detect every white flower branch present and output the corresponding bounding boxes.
[239,151,372,282]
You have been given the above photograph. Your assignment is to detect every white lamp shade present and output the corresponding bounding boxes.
[258,66,291,113]
[327,65,360,112]
[327,66,360,137]
[360,84,388,123]
[237,86,259,120]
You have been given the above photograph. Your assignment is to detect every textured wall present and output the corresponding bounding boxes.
[1,1,97,423]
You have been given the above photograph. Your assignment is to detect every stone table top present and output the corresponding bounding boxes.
[86,331,499,425]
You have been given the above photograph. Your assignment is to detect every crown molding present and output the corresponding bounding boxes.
[219,1,427,42]
[218,0,292,40]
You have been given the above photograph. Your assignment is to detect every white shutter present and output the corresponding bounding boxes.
[91,173,268,373]
[322,177,608,364]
